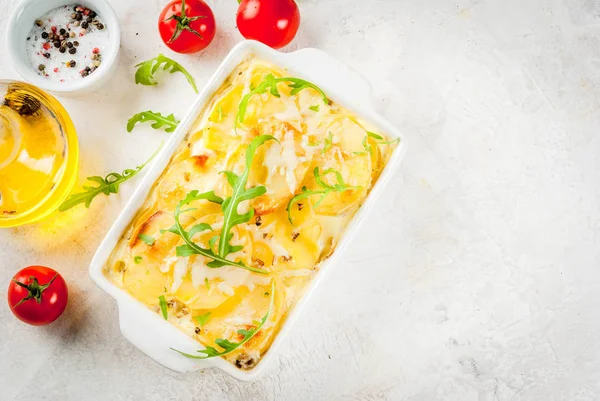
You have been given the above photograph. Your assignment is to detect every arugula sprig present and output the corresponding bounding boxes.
[58,148,159,212]
[127,111,180,133]
[163,135,277,273]
[171,281,275,360]
[286,167,361,223]
[158,295,168,320]
[236,74,329,127]
[354,131,400,156]
[135,54,198,93]
[217,135,277,257]
[164,190,266,274]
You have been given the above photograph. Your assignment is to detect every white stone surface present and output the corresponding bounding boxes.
[2,0,600,399]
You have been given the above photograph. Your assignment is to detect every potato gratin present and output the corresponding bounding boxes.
[105,56,398,370]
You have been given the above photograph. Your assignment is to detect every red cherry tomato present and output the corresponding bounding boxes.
[236,0,300,49]
[7,266,68,326]
[158,0,216,54]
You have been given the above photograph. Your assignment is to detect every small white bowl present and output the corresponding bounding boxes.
[7,0,120,96]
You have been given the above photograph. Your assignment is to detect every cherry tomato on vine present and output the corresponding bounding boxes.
[236,0,301,49]
[159,0,216,54]
[7,266,68,326]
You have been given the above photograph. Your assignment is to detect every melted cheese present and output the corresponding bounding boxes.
[104,56,397,370]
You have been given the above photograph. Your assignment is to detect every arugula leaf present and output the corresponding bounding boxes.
[127,111,180,133]
[309,104,320,112]
[236,74,329,127]
[367,131,383,140]
[135,54,198,93]
[322,132,333,154]
[216,106,224,122]
[169,190,268,274]
[138,234,155,246]
[194,312,211,327]
[134,256,143,264]
[354,131,399,155]
[217,135,277,258]
[286,167,361,223]
[171,281,275,360]
[58,148,159,212]
[159,295,168,320]
[353,135,372,156]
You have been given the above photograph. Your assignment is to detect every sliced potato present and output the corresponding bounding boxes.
[247,119,314,215]
[123,260,170,305]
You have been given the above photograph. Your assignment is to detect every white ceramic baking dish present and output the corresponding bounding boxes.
[89,40,406,381]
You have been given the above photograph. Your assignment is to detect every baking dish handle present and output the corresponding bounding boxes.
[117,299,215,373]
[284,48,375,110]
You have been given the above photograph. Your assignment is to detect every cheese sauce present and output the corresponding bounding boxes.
[105,56,397,370]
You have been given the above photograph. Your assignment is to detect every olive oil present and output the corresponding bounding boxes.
[0,81,78,227]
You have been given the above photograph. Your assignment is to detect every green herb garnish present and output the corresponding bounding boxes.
[172,282,274,359]
[354,131,399,155]
[309,105,320,112]
[217,134,277,258]
[194,312,212,327]
[367,131,383,140]
[166,191,264,274]
[134,256,143,264]
[165,135,276,274]
[286,167,361,223]
[204,277,210,289]
[135,54,198,93]
[236,74,329,126]
[322,132,333,154]
[158,295,168,320]
[127,111,179,133]
[58,148,159,212]
[138,234,155,246]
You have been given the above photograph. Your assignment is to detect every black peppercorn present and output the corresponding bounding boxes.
[67,42,73,48]
[84,66,91,72]
[73,41,79,47]
[89,11,96,18]
[41,31,48,39]
[59,28,66,35]
[69,60,76,67]
[53,40,61,48]
[38,64,45,71]
[75,13,82,21]
[59,46,66,53]
[97,23,104,30]
[69,47,77,55]
[43,52,51,59]
[86,16,93,23]
[81,21,89,29]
